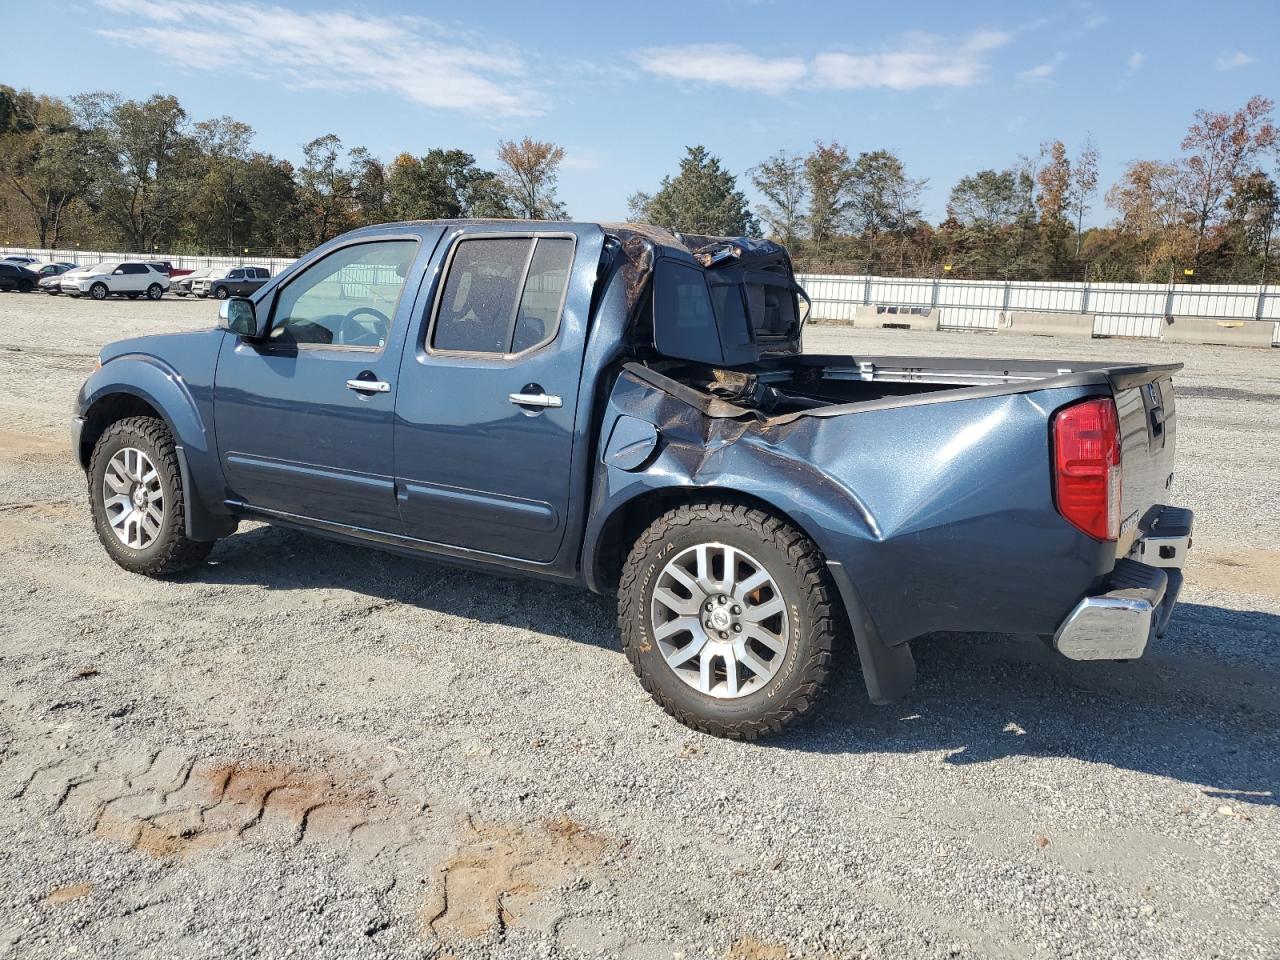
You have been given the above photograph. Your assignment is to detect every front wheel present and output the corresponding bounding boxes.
[88,416,214,576]
[146,283,163,300]
[618,501,839,740]
[90,282,108,301]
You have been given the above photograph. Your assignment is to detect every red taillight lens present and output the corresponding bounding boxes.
[1053,398,1122,541]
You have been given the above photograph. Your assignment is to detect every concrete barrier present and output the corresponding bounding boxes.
[1161,316,1275,348]
[996,311,1096,338]
[850,305,938,331]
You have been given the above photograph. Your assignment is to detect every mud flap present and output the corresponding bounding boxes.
[827,560,916,704]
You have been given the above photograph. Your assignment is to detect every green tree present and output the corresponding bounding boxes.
[187,116,255,253]
[0,88,90,247]
[386,149,512,220]
[75,92,194,251]
[630,145,758,235]
[750,150,807,246]
[294,134,362,247]
[803,141,857,243]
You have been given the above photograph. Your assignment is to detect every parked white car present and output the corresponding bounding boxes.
[62,261,171,301]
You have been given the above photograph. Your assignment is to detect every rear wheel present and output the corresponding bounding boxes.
[618,501,839,740]
[214,285,229,300]
[146,283,163,300]
[17,279,33,293]
[90,282,108,301]
[88,416,214,576]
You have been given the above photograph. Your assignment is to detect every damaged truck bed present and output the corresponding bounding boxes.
[74,220,1194,739]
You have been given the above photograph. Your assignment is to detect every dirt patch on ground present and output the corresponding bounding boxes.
[726,937,791,960]
[0,429,67,462]
[1192,550,1280,599]
[43,883,92,905]
[423,815,612,941]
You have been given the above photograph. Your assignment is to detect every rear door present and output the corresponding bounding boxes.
[114,263,150,292]
[393,224,604,563]
[214,232,434,530]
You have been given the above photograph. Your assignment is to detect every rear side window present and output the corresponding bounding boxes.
[431,236,573,355]
[121,263,148,275]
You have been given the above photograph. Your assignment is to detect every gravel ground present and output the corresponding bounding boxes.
[0,291,1277,960]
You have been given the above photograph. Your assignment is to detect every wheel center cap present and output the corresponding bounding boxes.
[708,607,732,631]
[132,488,146,507]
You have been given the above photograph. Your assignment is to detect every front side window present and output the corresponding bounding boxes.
[269,239,417,350]
[431,236,574,355]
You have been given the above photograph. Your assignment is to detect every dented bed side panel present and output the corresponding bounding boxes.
[585,372,1116,650]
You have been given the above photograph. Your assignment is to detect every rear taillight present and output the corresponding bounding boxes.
[1053,397,1122,541]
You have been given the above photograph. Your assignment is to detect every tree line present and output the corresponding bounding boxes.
[2,84,1276,283]
[0,86,567,258]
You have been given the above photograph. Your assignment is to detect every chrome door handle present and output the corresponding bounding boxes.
[347,379,390,393]
[509,392,562,408]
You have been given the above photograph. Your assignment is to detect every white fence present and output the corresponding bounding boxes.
[4,245,1277,345]
[796,273,1280,345]
[0,245,298,276]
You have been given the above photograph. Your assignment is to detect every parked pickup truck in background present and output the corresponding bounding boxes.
[191,265,271,300]
[71,221,1193,739]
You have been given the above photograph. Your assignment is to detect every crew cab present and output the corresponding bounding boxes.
[62,260,170,300]
[192,265,271,300]
[72,221,1193,739]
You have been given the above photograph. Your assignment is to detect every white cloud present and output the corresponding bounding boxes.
[1215,51,1256,71]
[632,44,807,93]
[1016,51,1065,83]
[93,0,543,117]
[1082,13,1108,30]
[1127,51,1146,72]
[635,31,1012,94]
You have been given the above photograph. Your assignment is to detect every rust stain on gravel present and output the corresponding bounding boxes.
[93,759,372,859]
[423,815,612,941]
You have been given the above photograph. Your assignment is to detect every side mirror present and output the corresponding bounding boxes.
[219,297,261,338]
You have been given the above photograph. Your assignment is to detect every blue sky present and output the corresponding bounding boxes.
[5,0,1276,225]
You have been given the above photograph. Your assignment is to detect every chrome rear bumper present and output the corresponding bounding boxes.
[1053,506,1193,661]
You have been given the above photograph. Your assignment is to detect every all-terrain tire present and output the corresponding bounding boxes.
[618,500,839,740]
[87,416,214,576]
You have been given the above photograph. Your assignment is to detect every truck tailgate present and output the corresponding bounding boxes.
[1112,368,1178,555]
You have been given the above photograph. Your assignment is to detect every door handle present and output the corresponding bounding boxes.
[347,379,390,393]
[509,392,562,408]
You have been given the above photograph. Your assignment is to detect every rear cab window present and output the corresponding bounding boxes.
[429,235,574,356]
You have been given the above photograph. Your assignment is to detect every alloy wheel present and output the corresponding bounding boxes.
[650,542,790,699]
[101,447,165,549]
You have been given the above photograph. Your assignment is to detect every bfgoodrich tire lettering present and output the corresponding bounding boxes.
[87,416,214,576]
[618,501,839,740]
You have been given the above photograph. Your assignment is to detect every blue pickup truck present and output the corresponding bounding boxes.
[72,221,1193,739]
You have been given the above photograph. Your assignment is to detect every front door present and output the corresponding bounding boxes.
[393,226,603,563]
[214,234,431,531]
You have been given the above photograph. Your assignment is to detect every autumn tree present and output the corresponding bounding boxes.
[629,146,757,235]
[496,137,567,220]
[1180,95,1277,261]
[1068,136,1099,256]
[1035,140,1070,225]
[750,150,807,246]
